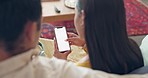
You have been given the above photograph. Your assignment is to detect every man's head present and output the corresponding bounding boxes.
[0,0,42,56]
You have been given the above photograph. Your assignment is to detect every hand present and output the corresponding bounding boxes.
[53,39,71,60]
[67,32,85,47]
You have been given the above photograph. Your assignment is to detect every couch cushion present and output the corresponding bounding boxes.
[130,66,148,74]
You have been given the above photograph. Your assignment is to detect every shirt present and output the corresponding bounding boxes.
[0,48,148,78]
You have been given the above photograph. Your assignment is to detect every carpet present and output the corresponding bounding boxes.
[125,0,148,35]
[41,21,76,39]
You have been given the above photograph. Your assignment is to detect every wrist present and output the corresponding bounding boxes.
[82,44,88,53]
[80,39,86,47]
[53,54,68,60]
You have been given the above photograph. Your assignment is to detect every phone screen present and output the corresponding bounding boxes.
[54,27,70,52]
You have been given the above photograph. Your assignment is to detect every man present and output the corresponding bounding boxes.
[0,0,147,78]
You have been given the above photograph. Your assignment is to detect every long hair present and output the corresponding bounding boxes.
[81,0,144,74]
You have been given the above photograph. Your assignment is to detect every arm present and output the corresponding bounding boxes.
[67,32,88,53]
[51,57,148,78]
[62,63,148,78]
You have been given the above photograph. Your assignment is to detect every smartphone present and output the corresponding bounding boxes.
[54,26,71,52]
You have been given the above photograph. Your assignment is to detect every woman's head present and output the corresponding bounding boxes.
[77,0,143,74]
[74,0,85,40]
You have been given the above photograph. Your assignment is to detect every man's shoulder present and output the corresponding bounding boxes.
[32,56,96,78]
[30,56,73,78]
[32,56,69,69]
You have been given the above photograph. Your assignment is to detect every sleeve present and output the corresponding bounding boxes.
[51,57,148,78]
[61,62,148,78]
[60,61,107,78]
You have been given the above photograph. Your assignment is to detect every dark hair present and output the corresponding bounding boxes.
[0,0,42,50]
[78,0,144,74]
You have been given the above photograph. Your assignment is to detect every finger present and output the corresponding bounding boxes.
[64,51,71,55]
[67,32,78,37]
[69,42,73,45]
[67,33,74,38]
[70,42,73,45]
[66,38,75,45]
[66,38,76,42]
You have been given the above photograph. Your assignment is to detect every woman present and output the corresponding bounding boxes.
[55,0,144,74]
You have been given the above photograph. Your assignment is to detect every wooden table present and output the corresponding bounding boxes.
[42,0,75,23]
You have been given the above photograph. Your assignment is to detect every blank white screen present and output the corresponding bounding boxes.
[55,27,70,52]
